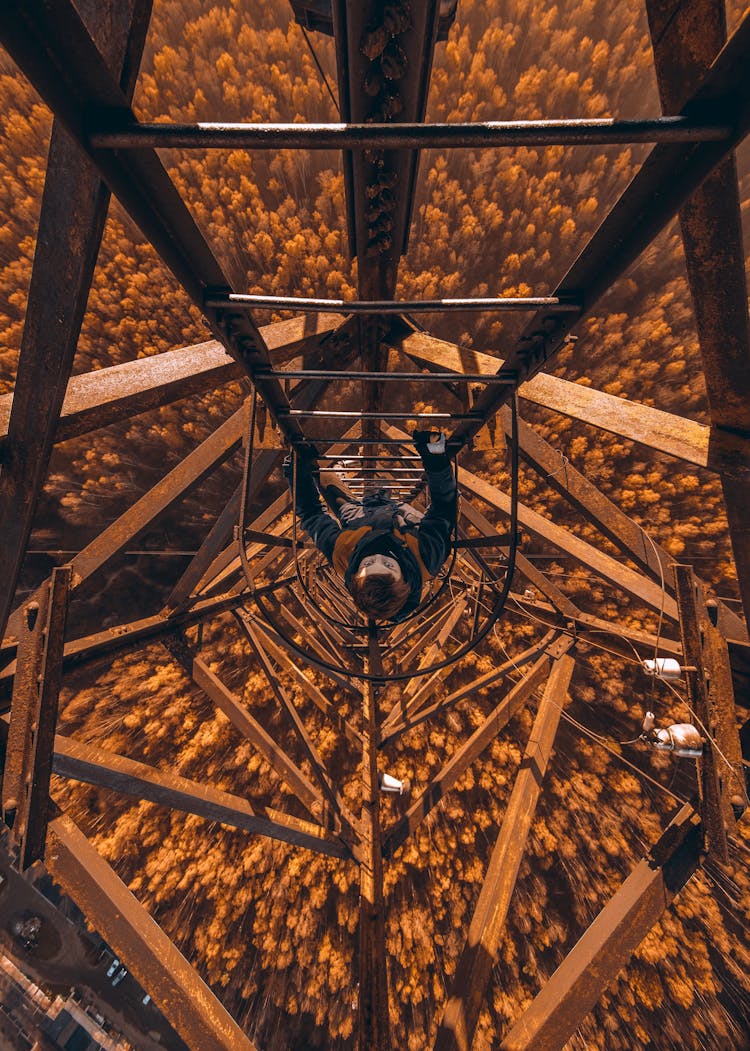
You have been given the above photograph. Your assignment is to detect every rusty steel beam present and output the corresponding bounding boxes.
[195,491,293,597]
[435,649,576,1051]
[384,639,570,859]
[91,114,731,150]
[358,628,391,1051]
[447,10,750,447]
[381,420,680,620]
[45,810,257,1051]
[499,804,702,1051]
[507,596,684,660]
[0,0,151,646]
[2,567,71,868]
[672,563,731,857]
[198,420,364,599]
[331,0,441,278]
[383,597,470,728]
[163,481,245,615]
[396,328,750,478]
[0,317,345,450]
[3,406,245,650]
[0,0,307,447]
[244,618,363,747]
[456,464,679,621]
[647,0,750,637]
[163,449,283,615]
[49,731,348,858]
[188,654,326,824]
[0,590,254,694]
[247,606,362,701]
[239,618,359,844]
[502,408,747,641]
[459,499,581,621]
[381,634,557,745]
[389,598,465,693]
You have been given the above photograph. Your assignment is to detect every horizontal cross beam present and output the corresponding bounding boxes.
[50,731,349,857]
[206,293,579,315]
[89,115,731,150]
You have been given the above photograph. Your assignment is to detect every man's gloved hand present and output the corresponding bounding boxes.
[413,429,450,467]
[283,441,321,478]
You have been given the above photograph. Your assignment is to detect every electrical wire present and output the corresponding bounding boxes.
[300,24,340,116]
[559,709,688,806]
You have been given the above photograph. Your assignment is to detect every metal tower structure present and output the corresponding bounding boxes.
[0,1,748,1049]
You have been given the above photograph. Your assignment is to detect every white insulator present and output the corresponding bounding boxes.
[642,657,682,680]
[642,711,656,733]
[654,723,703,758]
[379,772,406,794]
[523,588,536,601]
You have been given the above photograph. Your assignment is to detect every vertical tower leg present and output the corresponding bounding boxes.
[358,627,391,1050]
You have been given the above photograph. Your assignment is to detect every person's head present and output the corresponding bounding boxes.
[347,552,411,620]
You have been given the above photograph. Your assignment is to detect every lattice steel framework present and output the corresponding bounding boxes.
[0,1,748,1049]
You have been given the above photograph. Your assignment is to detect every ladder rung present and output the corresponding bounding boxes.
[280,409,478,420]
[317,455,422,461]
[206,292,581,314]
[254,368,517,384]
[293,438,412,445]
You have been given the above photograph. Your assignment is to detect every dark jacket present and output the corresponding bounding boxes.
[285,456,457,619]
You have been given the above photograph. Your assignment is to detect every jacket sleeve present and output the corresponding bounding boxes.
[416,456,457,573]
[284,457,341,563]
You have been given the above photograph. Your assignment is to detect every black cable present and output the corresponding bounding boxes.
[300,25,340,117]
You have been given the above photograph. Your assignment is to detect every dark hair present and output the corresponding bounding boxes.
[347,573,411,620]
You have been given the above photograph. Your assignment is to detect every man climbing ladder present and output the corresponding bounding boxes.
[285,432,458,622]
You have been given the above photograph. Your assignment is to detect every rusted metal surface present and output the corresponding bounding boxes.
[434,649,576,1051]
[384,597,470,725]
[358,629,391,1051]
[331,0,441,276]
[647,0,750,637]
[244,618,364,746]
[384,640,569,859]
[381,635,556,745]
[49,731,349,857]
[163,450,283,615]
[459,499,581,621]
[195,491,293,597]
[499,804,702,1051]
[505,409,747,640]
[0,0,150,645]
[702,626,746,821]
[447,10,750,447]
[207,292,578,314]
[673,565,728,862]
[456,464,679,621]
[252,605,363,698]
[239,618,359,843]
[0,0,307,448]
[91,114,731,150]
[4,407,245,649]
[45,811,258,1051]
[2,567,71,869]
[187,652,326,824]
[397,329,750,476]
[0,316,344,450]
[0,590,252,695]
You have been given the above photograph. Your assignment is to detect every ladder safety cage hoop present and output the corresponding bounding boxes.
[236,386,522,682]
